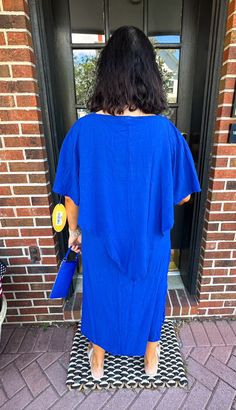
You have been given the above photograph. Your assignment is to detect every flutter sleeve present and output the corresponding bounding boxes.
[52,120,80,206]
[169,121,201,205]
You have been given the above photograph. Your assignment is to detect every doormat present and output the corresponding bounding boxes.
[66,319,188,390]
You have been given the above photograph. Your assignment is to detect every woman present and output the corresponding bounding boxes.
[52,25,201,381]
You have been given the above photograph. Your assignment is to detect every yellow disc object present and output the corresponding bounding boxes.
[52,203,67,232]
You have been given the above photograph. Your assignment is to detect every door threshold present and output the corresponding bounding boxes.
[168,272,185,290]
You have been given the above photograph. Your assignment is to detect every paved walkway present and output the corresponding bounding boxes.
[0,318,235,410]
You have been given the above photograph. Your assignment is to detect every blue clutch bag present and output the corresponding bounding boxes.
[49,245,79,299]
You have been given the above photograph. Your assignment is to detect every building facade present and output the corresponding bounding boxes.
[0,0,236,324]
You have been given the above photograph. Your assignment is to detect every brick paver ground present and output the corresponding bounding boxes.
[0,318,235,410]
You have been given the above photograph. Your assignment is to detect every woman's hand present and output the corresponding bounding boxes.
[64,196,81,253]
[68,232,82,254]
[177,194,191,205]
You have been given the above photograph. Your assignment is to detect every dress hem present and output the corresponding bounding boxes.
[81,325,150,357]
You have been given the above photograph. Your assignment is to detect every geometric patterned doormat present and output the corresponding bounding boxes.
[66,319,188,391]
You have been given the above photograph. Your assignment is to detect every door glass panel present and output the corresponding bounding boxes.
[163,107,177,125]
[109,0,143,32]
[71,33,105,44]
[150,35,181,44]
[69,0,105,44]
[148,0,182,36]
[69,0,185,279]
[73,49,101,106]
[77,108,89,119]
[154,49,180,104]
[169,249,180,271]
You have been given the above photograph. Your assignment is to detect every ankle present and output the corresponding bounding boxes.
[145,342,160,357]
[93,350,105,359]
[92,358,104,367]
[90,346,105,365]
[145,341,160,351]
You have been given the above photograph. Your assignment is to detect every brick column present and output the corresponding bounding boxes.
[197,0,236,316]
[0,0,63,323]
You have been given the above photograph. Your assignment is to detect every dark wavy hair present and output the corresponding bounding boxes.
[87,25,168,115]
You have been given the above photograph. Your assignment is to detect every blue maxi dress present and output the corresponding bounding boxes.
[52,112,201,356]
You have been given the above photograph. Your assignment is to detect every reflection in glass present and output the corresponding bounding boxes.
[71,33,105,44]
[77,109,90,119]
[163,107,177,125]
[73,49,101,106]
[154,48,180,104]
[69,0,105,44]
[169,249,180,271]
[150,35,181,44]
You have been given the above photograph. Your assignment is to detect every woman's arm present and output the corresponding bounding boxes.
[65,196,79,230]
[65,196,82,253]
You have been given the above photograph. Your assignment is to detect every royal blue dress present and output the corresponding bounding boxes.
[52,112,201,356]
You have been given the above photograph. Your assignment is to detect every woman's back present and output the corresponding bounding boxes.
[53,111,201,282]
[78,112,170,233]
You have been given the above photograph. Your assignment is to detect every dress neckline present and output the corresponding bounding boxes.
[90,112,159,119]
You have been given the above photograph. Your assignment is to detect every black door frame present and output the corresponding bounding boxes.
[28,0,228,296]
[188,0,228,294]
[28,0,76,258]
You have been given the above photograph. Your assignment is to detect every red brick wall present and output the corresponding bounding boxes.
[197,0,236,316]
[0,0,63,323]
[0,0,235,323]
